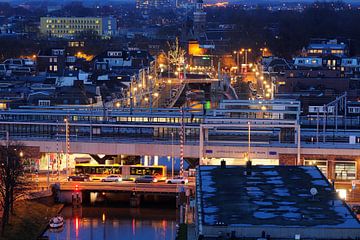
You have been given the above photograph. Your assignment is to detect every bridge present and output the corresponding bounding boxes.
[55,181,195,207]
[0,99,360,165]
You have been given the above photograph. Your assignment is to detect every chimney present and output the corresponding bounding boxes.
[246,160,252,176]
[220,159,226,169]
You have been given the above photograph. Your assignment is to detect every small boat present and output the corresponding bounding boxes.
[49,216,64,228]
[49,225,64,233]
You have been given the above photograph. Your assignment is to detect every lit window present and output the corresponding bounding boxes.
[54,65,58,72]
[304,160,328,177]
[335,162,356,180]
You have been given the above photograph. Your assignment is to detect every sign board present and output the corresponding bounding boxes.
[350,136,356,144]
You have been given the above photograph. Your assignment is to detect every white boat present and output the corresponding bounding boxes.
[49,216,64,228]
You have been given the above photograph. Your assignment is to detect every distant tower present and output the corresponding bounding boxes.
[193,0,206,39]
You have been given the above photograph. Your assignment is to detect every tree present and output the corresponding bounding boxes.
[0,142,29,234]
[163,37,186,72]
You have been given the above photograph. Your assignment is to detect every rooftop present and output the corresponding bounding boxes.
[197,165,359,228]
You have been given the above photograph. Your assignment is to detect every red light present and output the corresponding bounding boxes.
[132,218,136,236]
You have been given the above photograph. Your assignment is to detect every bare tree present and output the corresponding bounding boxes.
[0,142,29,234]
[163,37,186,72]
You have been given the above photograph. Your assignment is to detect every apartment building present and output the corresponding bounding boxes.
[40,17,117,38]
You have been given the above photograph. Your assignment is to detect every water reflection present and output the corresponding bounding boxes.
[43,206,176,240]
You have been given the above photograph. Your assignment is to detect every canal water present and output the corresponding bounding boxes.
[43,206,177,240]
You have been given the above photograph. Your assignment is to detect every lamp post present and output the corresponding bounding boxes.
[260,48,268,57]
[64,118,70,178]
[241,48,252,66]
[46,146,50,188]
[233,51,240,74]
[171,132,174,179]
[248,121,251,162]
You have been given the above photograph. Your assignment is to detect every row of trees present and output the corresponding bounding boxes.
[0,141,29,234]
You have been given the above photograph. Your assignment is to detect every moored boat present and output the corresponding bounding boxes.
[49,216,64,228]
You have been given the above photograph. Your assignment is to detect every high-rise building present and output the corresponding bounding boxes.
[193,0,206,39]
[40,17,117,38]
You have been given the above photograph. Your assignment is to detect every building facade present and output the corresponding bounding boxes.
[40,17,117,38]
[37,48,66,75]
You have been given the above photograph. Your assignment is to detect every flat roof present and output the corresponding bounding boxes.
[197,165,360,228]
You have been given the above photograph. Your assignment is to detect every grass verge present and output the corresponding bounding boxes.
[0,197,63,240]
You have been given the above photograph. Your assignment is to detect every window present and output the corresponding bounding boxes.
[38,100,50,106]
[335,162,356,180]
[53,65,58,72]
[304,160,328,177]
[0,103,7,109]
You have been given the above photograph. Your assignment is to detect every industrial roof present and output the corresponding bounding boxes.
[197,165,359,228]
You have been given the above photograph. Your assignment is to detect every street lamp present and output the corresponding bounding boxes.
[241,48,252,66]
[247,121,251,163]
[64,118,70,178]
[233,50,241,74]
[171,132,174,179]
[260,48,268,56]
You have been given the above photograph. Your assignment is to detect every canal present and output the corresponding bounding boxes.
[43,205,177,240]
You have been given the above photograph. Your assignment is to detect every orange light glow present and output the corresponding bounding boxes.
[203,2,228,7]
[188,41,205,56]
[75,51,94,61]
[75,217,79,237]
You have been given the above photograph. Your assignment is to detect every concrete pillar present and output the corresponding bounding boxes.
[143,156,149,166]
[129,194,141,207]
[72,191,82,207]
[154,156,159,166]
[90,192,97,204]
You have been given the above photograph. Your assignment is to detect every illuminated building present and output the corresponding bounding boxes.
[306,39,349,58]
[40,17,117,38]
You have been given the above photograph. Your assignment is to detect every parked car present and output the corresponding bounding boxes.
[101,175,122,182]
[165,177,188,184]
[68,174,91,182]
[135,175,158,183]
